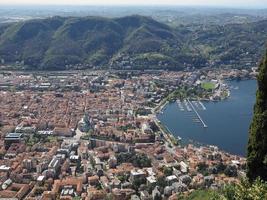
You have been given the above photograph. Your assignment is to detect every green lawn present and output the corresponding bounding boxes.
[201,82,216,90]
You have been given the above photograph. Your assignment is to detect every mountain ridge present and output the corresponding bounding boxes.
[0,15,266,70]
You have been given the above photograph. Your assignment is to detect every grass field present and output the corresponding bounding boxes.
[201,82,216,90]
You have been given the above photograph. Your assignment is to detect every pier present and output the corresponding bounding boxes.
[198,100,206,110]
[187,99,208,128]
[184,100,192,112]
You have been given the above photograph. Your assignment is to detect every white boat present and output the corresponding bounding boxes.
[177,99,185,111]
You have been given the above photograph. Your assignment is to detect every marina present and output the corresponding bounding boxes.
[176,99,185,111]
[176,99,207,127]
[192,101,200,109]
[157,80,257,156]
[184,100,192,112]
[187,99,208,128]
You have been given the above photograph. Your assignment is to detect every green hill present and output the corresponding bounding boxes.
[0,15,266,70]
[0,15,182,70]
[185,21,267,67]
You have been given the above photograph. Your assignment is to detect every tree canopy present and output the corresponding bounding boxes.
[247,50,267,182]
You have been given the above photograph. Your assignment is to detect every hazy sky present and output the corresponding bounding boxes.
[0,0,267,8]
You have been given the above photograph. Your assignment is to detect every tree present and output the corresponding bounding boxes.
[224,165,238,177]
[132,178,145,191]
[222,184,236,200]
[157,176,167,190]
[234,178,267,200]
[177,178,267,200]
[197,162,209,175]
[247,51,267,182]
[163,166,173,176]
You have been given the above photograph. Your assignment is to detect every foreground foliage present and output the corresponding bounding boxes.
[179,178,267,200]
[247,50,267,182]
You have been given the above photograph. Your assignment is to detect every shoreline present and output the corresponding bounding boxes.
[153,79,256,157]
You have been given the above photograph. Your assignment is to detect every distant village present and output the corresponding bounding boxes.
[0,68,257,200]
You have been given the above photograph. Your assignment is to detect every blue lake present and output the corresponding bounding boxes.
[157,80,257,156]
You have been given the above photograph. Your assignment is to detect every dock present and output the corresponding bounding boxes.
[184,100,192,112]
[198,100,206,110]
[187,99,208,128]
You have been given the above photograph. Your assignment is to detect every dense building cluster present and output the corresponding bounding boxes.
[0,69,253,200]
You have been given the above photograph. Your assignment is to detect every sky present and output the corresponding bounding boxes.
[0,0,267,8]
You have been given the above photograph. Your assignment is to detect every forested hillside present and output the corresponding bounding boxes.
[0,15,266,70]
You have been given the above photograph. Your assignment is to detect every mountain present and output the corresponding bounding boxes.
[0,15,183,70]
[174,20,267,69]
[247,50,267,182]
[0,15,266,70]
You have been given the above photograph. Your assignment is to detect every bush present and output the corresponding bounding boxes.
[234,178,267,200]
[178,178,267,200]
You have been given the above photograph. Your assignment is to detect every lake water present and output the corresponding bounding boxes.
[157,80,257,156]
